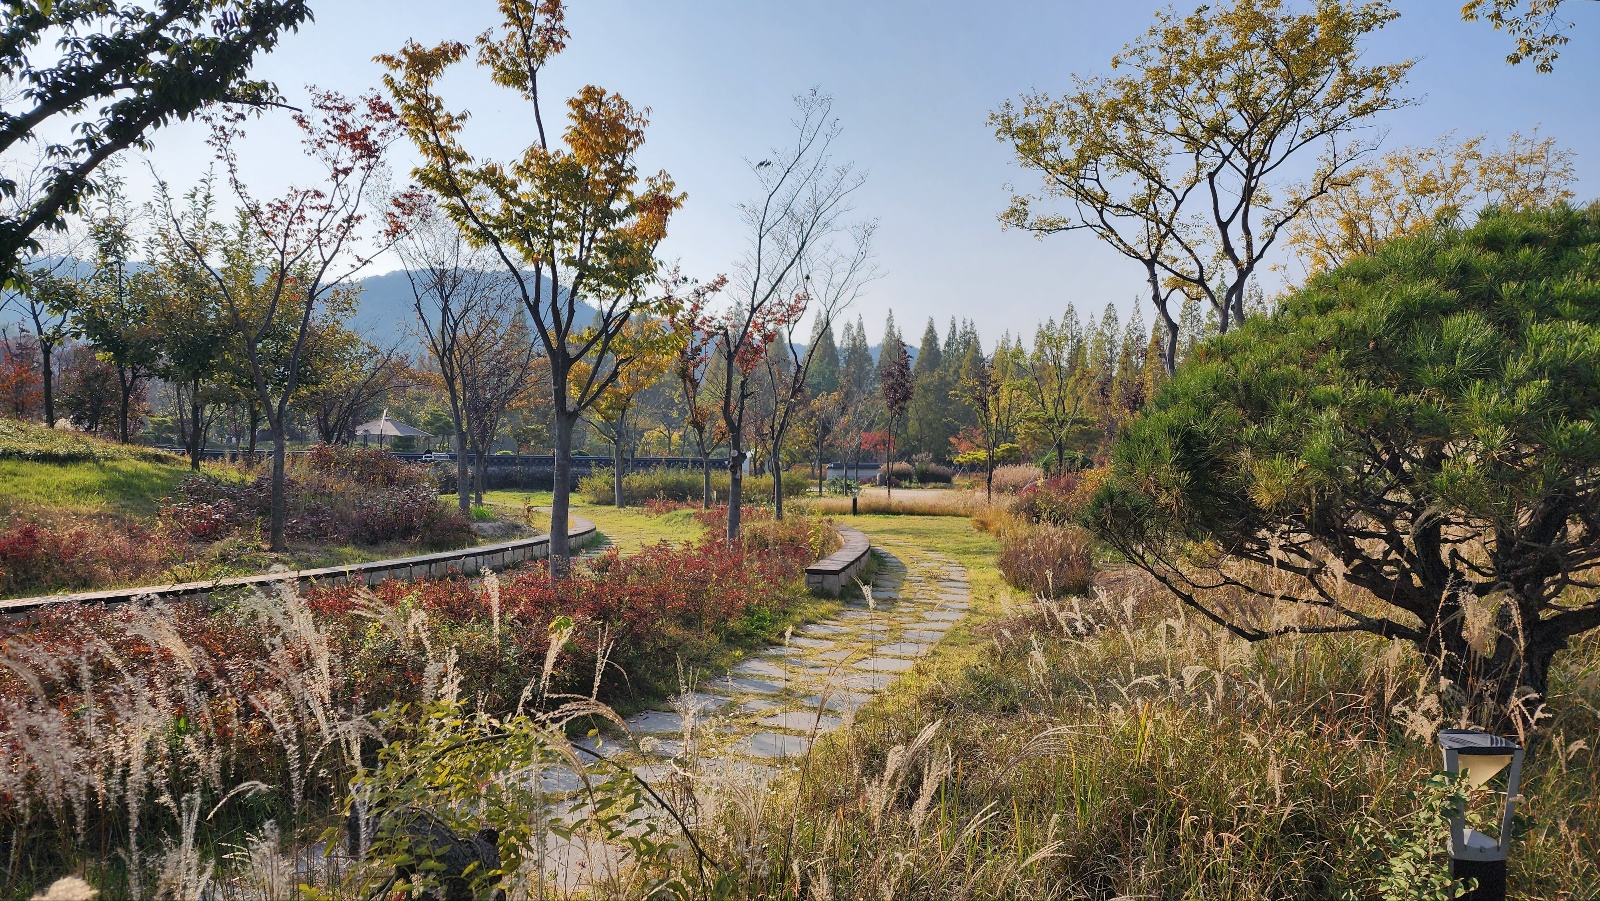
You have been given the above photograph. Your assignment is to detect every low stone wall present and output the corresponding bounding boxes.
[0,517,598,616]
[805,526,872,597]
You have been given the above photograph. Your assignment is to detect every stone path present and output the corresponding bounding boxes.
[536,538,972,888]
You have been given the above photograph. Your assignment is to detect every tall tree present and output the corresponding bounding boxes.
[380,0,681,570]
[397,201,513,513]
[1019,308,1088,475]
[708,89,863,540]
[580,317,675,508]
[806,317,842,395]
[957,338,1024,500]
[1285,130,1578,275]
[74,183,159,443]
[1462,0,1596,71]
[0,0,312,283]
[904,317,949,458]
[760,224,874,518]
[4,266,75,427]
[666,273,728,509]
[163,91,403,552]
[993,0,1412,374]
[460,313,538,503]
[879,328,913,500]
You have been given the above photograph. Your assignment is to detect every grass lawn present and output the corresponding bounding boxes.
[0,457,195,516]
[483,489,698,552]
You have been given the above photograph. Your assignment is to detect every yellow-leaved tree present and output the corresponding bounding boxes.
[379,0,682,571]
[1285,130,1577,275]
[575,316,681,508]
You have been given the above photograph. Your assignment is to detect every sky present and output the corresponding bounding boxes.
[104,0,1600,344]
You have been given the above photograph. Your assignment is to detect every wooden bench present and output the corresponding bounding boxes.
[805,526,872,597]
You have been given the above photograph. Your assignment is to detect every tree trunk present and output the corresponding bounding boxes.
[985,448,994,502]
[612,435,625,508]
[117,366,133,443]
[701,444,712,510]
[727,446,745,542]
[247,404,260,455]
[549,410,576,577]
[40,341,54,428]
[455,430,470,514]
[268,421,288,552]
[771,429,786,520]
[187,376,204,471]
[474,443,487,505]
[885,421,894,500]
[1055,441,1065,477]
[816,426,826,499]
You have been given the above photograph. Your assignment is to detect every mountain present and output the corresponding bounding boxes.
[352,269,600,350]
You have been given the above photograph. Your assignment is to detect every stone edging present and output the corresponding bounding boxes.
[0,517,598,616]
[805,525,872,597]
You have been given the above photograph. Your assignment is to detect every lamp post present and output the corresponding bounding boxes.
[1437,729,1524,901]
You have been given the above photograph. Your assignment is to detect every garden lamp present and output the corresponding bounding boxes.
[1437,729,1524,901]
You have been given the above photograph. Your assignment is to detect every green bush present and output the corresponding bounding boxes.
[578,467,808,506]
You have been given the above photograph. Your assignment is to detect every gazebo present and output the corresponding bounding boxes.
[353,410,432,448]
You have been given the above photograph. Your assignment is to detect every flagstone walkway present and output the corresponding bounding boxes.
[537,535,972,888]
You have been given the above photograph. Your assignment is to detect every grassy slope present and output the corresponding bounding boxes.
[0,457,191,517]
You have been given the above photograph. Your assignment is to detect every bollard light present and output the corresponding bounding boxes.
[1437,729,1524,901]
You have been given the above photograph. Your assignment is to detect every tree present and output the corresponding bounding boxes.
[300,327,408,446]
[0,327,41,418]
[993,0,1412,374]
[1089,205,1600,733]
[582,317,677,507]
[163,90,403,552]
[1462,0,1596,71]
[708,89,863,540]
[460,314,538,503]
[380,0,681,570]
[4,266,75,427]
[398,202,520,514]
[1284,130,1578,275]
[667,273,728,509]
[1019,308,1088,475]
[879,334,913,500]
[148,182,232,469]
[760,225,874,518]
[957,338,1023,501]
[74,183,160,443]
[0,0,312,283]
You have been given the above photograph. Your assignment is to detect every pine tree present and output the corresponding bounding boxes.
[905,317,948,458]
[807,318,841,394]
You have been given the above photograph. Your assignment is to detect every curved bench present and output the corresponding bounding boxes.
[805,525,872,597]
[0,517,598,616]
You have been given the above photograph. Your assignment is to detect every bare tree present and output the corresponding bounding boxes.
[710,89,865,541]
[759,224,875,519]
[397,204,518,514]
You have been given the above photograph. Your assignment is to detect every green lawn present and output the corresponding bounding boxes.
[0,457,195,516]
[483,490,698,552]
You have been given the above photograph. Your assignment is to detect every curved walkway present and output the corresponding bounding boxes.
[539,534,972,889]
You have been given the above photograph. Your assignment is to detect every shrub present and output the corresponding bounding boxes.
[989,462,1044,494]
[1011,466,1111,526]
[0,513,181,596]
[580,466,808,506]
[996,521,1095,596]
[162,445,469,548]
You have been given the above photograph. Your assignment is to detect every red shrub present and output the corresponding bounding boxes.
[0,515,181,595]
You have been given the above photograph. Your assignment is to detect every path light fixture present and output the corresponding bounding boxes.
[1437,728,1524,901]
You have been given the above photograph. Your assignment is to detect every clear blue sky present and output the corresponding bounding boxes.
[127,0,1599,343]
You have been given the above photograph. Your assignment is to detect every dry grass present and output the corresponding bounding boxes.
[646,564,1600,899]
[802,489,997,518]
